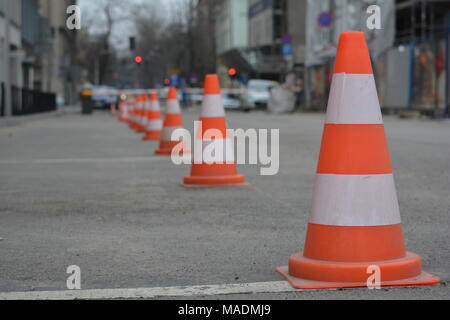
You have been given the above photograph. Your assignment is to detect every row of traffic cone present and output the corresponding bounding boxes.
[115,31,439,289]
[118,75,247,187]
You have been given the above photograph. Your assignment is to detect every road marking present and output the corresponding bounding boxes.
[0,281,299,300]
[0,157,165,165]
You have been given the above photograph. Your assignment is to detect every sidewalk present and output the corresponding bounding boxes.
[0,105,81,128]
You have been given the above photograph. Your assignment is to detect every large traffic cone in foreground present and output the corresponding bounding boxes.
[142,93,163,141]
[276,31,440,289]
[183,74,247,187]
[155,87,189,156]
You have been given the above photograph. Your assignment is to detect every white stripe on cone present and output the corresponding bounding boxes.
[149,100,161,111]
[325,74,383,124]
[144,99,152,110]
[146,119,163,131]
[166,99,181,114]
[140,113,148,126]
[201,95,225,118]
[309,174,401,226]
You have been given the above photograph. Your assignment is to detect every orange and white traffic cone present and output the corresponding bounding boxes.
[121,100,132,124]
[142,92,163,141]
[276,31,440,289]
[155,87,189,156]
[118,100,127,122]
[129,96,143,132]
[183,74,247,187]
[110,102,117,117]
[135,95,148,134]
[127,99,138,131]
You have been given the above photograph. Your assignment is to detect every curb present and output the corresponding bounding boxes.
[0,105,80,128]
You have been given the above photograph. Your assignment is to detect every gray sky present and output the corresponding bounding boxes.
[78,0,185,50]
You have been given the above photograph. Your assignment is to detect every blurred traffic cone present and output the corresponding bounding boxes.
[128,98,139,131]
[110,102,117,117]
[135,95,148,134]
[129,96,143,132]
[276,31,440,289]
[184,74,247,187]
[142,92,163,141]
[155,87,190,156]
[118,100,127,123]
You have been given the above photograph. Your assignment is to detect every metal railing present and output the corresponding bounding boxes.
[11,86,57,116]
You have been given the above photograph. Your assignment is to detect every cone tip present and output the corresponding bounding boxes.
[204,74,221,95]
[150,92,159,101]
[167,87,178,100]
[334,31,373,74]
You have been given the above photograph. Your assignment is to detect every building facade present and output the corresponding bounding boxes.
[0,0,23,117]
[215,0,249,86]
[1,0,77,118]
[37,0,78,106]
[303,0,449,114]
[215,0,307,83]
[247,0,289,80]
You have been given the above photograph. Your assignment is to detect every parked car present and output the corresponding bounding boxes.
[91,86,118,109]
[222,94,241,110]
[185,91,240,110]
[240,79,279,111]
[187,91,203,105]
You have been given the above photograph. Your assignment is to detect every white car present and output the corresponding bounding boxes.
[240,79,279,111]
[222,94,241,110]
[186,92,240,110]
[90,86,117,109]
[187,91,203,105]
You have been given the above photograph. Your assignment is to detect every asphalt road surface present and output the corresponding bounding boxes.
[0,107,449,299]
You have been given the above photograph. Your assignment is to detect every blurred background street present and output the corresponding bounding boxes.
[1,0,450,116]
[0,109,449,299]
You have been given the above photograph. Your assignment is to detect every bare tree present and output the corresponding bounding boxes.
[78,0,218,88]
[131,2,168,87]
[78,0,129,86]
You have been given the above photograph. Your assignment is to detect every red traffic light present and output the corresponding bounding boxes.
[164,78,170,85]
[134,56,143,64]
[228,68,237,76]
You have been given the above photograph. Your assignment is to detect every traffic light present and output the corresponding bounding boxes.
[129,37,136,51]
[134,56,143,64]
[228,68,237,77]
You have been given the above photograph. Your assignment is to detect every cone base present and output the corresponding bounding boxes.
[142,131,161,141]
[155,148,191,156]
[183,174,248,187]
[276,251,440,289]
[131,125,145,133]
[155,149,173,155]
